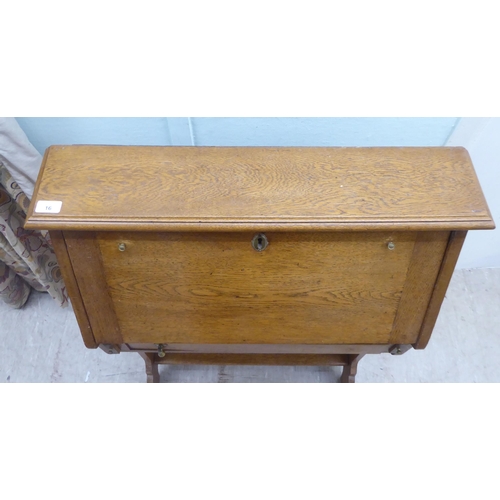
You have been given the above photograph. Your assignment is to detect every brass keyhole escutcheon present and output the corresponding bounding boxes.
[251,233,268,252]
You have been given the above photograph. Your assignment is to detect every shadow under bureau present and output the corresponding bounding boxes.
[25,146,495,382]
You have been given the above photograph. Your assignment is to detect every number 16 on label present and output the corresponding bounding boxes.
[35,200,63,214]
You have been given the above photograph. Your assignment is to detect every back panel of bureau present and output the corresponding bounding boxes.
[62,230,450,346]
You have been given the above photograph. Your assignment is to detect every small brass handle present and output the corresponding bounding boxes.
[251,233,268,252]
[157,344,166,358]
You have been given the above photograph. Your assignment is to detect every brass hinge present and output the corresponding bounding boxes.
[157,344,166,358]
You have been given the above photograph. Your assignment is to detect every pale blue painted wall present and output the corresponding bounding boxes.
[15,118,172,154]
[16,117,459,154]
[191,118,458,147]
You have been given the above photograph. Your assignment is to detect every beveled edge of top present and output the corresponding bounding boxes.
[24,145,496,232]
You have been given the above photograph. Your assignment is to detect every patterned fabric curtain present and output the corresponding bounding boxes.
[0,161,67,308]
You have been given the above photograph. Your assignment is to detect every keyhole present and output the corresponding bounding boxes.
[252,233,268,252]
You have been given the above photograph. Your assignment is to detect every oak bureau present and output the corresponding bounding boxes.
[25,146,494,382]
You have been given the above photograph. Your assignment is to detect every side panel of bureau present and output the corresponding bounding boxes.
[49,231,97,348]
[390,231,451,344]
[63,231,122,346]
[61,230,450,346]
[413,230,467,349]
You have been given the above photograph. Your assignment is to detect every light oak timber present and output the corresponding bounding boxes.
[414,231,468,349]
[64,231,122,345]
[48,230,97,348]
[25,146,495,382]
[97,231,414,345]
[153,353,349,366]
[389,231,449,344]
[25,146,494,232]
[121,343,409,354]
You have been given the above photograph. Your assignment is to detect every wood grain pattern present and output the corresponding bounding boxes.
[64,231,122,345]
[25,146,495,232]
[48,231,97,348]
[97,231,415,345]
[23,146,494,382]
[389,231,450,344]
[414,231,467,349]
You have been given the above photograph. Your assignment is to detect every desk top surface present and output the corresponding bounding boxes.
[25,145,494,232]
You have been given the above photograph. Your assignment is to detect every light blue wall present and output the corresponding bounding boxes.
[16,117,459,154]
[191,118,458,147]
[15,118,172,154]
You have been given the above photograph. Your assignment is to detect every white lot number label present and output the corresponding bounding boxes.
[35,200,63,214]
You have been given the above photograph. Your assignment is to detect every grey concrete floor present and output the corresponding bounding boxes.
[1,268,499,383]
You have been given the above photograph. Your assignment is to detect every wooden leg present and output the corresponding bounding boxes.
[139,352,160,383]
[341,354,365,383]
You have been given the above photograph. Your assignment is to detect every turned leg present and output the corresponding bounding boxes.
[341,354,365,383]
[139,352,160,383]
